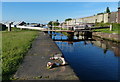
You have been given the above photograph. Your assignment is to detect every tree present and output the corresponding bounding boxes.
[54,22,59,26]
[106,7,110,13]
[53,19,60,26]
[56,19,58,22]
[19,21,26,26]
[48,20,60,26]
[48,21,53,26]
[53,22,60,26]
[97,12,104,15]
[27,23,30,25]
[65,18,72,21]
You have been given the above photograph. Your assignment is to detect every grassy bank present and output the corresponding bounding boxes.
[93,23,120,34]
[2,28,39,80]
[52,27,67,30]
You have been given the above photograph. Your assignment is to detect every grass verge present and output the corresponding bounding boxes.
[2,28,39,80]
[93,23,120,34]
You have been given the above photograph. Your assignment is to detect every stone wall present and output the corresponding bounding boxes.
[66,11,118,25]
[118,8,120,23]
[103,13,109,23]
[92,32,120,42]
[67,13,109,25]
[108,12,118,23]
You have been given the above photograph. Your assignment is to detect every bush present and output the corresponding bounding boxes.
[0,23,7,31]
[94,23,110,27]
[112,23,120,30]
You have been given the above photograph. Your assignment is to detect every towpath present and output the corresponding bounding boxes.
[13,32,79,80]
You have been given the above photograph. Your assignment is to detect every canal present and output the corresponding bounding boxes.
[47,30,120,80]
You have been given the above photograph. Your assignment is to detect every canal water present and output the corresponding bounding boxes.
[48,31,120,80]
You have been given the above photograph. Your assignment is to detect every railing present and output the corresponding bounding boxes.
[16,26,46,30]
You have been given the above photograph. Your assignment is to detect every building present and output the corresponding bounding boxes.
[66,2,120,25]
[118,1,120,23]
[108,12,118,23]
[66,11,119,26]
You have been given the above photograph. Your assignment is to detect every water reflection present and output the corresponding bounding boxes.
[92,36,120,57]
[48,31,120,80]
[50,31,120,57]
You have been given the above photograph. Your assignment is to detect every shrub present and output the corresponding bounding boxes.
[0,23,7,31]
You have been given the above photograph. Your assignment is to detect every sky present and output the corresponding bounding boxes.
[1,0,119,2]
[2,2,118,24]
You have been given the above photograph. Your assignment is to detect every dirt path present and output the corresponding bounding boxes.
[13,32,79,80]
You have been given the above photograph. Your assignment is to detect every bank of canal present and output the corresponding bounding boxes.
[13,32,79,80]
[92,32,120,42]
[50,31,120,80]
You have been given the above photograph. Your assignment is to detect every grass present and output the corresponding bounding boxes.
[0,31,1,81]
[52,27,67,30]
[94,22,110,27]
[93,28,119,34]
[93,23,120,34]
[2,28,39,80]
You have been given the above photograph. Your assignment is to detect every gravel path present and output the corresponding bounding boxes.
[13,32,79,80]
